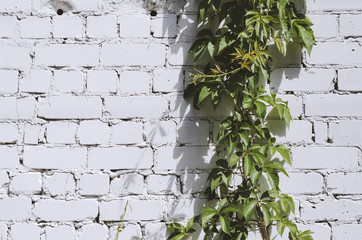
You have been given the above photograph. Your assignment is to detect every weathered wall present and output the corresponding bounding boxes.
[0,0,360,239]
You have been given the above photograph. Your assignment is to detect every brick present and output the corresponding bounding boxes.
[168,43,193,65]
[0,45,31,68]
[178,14,198,38]
[271,68,335,92]
[305,94,362,117]
[0,0,31,13]
[88,147,153,169]
[269,42,302,65]
[144,223,168,240]
[34,199,98,221]
[11,223,40,240]
[21,70,51,93]
[0,171,9,188]
[327,173,362,194]
[308,15,338,38]
[297,224,331,240]
[266,120,312,143]
[45,173,75,196]
[334,224,362,240]
[23,147,87,170]
[53,16,84,38]
[120,71,150,94]
[72,0,99,11]
[78,120,111,145]
[46,121,77,144]
[101,44,165,66]
[105,96,168,119]
[306,0,362,11]
[110,173,143,195]
[0,70,18,94]
[38,96,102,119]
[279,172,323,194]
[0,16,17,38]
[87,70,118,94]
[155,146,216,171]
[0,123,17,143]
[144,120,177,145]
[177,120,209,144]
[338,69,362,91]
[302,199,362,221]
[0,198,31,220]
[53,71,84,93]
[329,121,362,145]
[146,175,179,195]
[292,147,359,170]
[79,224,108,240]
[168,198,214,220]
[306,42,362,65]
[340,14,362,37]
[111,122,143,144]
[78,174,109,196]
[0,97,35,120]
[87,16,117,38]
[314,121,328,143]
[35,44,99,67]
[45,225,75,240]
[153,69,183,92]
[0,223,6,240]
[180,172,208,194]
[10,173,42,194]
[114,224,142,239]
[0,147,19,169]
[151,14,177,38]
[119,15,150,38]
[100,199,165,221]
[20,17,50,39]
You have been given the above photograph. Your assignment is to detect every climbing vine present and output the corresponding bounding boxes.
[167,0,315,240]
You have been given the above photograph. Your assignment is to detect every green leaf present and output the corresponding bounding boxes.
[230,152,240,168]
[265,168,280,190]
[227,135,237,154]
[264,161,288,177]
[296,25,315,55]
[185,217,194,232]
[167,223,185,232]
[250,167,262,185]
[207,41,215,57]
[221,204,242,213]
[271,145,291,165]
[211,176,221,192]
[201,211,217,228]
[243,200,257,222]
[198,85,211,104]
[244,155,253,176]
[167,232,185,240]
[219,215,231,235]
[277,221,286,236]
[261,203,272,226]
[238,131,249,146]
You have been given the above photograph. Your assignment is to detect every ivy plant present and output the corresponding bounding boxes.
[167,0,315,239]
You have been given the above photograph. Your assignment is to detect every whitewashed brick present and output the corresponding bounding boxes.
[87,16,117,38]
[11,223,40,240]
[10,173,42,194]
[279,172,323,194]
[178,120,209,144]
[0,147,19,169]
[45,173,75,196]
[308,15,338,38]
[0,0,31,12]
[45,225,75,240]
[0,171,9,187]
[168,43,193,65]
[101,44,165,66]
[334,224,362,240]
[297,224,331,240]
[100,199,165,221]
[339,69,362,91]
[0,70,18,94]
[181,172,208,194]
[23,147,87,170]
[269,42,302,65]
[266,120,312,143]
[271,68,335,92]
[78,120,110,145]
[145,120,177,144]
[110,173,143,195]
[72,0,99,11]
[314,121,328,143]
[105,96,168,119]
[53,16,84,38]
[329,120,362,145]
[111,122,143,144]
[20,17,50,39]
[0,16,17,38]
[0,123,17,143]
[34,199,98,221]
[119,15,150,38]
[151,14,177,38]
[267,95,303,118]
[155,146,216,171]
[78,174,109,196]
[0,198,31,220]
[0,45,31,68]
[305,94,362,117]
[292,147,359,169]
[88,147,153,169]
[178,14,198,38]
[168,198,213,220]
[120,71,150,94]
[147,175,179,194]
[53,71,84,93]
[115,224,142,239]
[46,121,77,144]
[79,224,108,240]
[35,44,99,67]
[327,173,362,194]
[153,69,183,92]
[340,14,362,36]
[306,0,362,11]
[38,96,102,119]
[87,70,118,94]
[0,223,6,240]
[144,223,168,240]
[21,70,51,93]
[0,97,35,120]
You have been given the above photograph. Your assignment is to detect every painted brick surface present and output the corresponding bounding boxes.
[0,0,359,239]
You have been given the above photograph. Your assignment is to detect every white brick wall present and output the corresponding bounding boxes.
[0,0,359,239]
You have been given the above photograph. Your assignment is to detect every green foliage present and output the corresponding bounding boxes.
[168,0,315,239]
